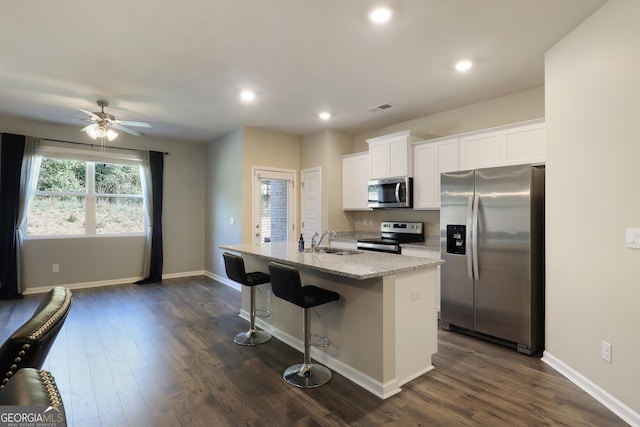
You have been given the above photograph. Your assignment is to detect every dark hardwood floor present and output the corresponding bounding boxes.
[0,277,627,426]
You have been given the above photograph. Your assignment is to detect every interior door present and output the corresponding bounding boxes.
[301,167,322,242]
[252,167,296,246]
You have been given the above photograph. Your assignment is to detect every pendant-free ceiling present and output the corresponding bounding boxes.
[80,100,151,141]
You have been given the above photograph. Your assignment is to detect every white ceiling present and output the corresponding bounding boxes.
[0,0,607,143]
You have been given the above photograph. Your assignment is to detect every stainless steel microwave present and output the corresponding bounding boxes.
[367,177,413,208]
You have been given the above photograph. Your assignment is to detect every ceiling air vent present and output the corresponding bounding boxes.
[367,103,392,113]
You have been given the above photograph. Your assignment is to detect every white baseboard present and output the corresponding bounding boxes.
[23,270,211,295]
[23,276,144,295]
[162,270,208,280]
[205,271,241,291]
[542,351,639,427]
[239,309,402,399]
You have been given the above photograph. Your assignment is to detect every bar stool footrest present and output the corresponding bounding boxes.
[255,309,271,318]
[310,333,331,348]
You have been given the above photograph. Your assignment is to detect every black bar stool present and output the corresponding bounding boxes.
[223,252,272,346]
[268,261,340,388]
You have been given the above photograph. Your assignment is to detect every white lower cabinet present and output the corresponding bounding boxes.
[342,152,370,210]
[401,247,441,315]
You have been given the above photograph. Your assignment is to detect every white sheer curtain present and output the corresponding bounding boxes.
[139,150,153,278]
[16,137,42,293]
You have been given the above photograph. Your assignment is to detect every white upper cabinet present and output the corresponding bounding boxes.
[367,130,427,179]
[502,121,545,166]
[459,119,545,170]
[411,118,544,210]
[413,138,459,209]
[342,152,371,211]
[460,131,502,170]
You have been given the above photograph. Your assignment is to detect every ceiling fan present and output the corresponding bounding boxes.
[79,99,151,141]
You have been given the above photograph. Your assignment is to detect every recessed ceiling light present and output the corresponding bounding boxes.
[369,7,392,24]
[455,60,473,72]
[240,89,256,102]
[319,112,331,120]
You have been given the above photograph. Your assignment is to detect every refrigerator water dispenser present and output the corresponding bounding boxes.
[446,225,466,255]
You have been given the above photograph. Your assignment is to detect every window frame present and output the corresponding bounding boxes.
[25,145,146,239]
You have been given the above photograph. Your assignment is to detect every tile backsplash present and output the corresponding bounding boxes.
[346,209,440,237]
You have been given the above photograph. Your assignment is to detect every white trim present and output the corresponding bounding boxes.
[22,270,209,295]
[251,165,297,246]
[542,352,639,426]
[300,166,323,242]
[252,165,294,181]
[240,310,410,400]
[205,271,241,291]
[214,269,421,399]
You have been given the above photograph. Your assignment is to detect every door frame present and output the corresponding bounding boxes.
[301,166,323,242]
[251,165,297,246]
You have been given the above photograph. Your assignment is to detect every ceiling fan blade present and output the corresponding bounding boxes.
[112,123,143,137]
[78,108,101,120]
[80,123,99,132]
[114,120,151,128]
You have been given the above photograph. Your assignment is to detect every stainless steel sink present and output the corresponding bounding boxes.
[304,247,362,255]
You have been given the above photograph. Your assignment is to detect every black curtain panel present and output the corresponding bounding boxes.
[0,134,26,299]
[136,150,164,284]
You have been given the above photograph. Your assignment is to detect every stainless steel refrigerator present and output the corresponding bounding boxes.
[440,164,545,355]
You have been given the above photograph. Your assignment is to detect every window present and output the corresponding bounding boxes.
[27,148,145,237]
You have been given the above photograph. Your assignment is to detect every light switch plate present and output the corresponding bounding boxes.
[625,228,640,249]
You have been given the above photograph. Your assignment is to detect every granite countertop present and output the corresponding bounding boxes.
[331,231,441,252]
[220,242,443,280]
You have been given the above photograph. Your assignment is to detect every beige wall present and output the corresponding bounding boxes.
[301,129,354,232]
[545,0,640,415]
[241,128,301,243]
[353,86,545,152]
[1,115,206,289]
[205,129,244,277]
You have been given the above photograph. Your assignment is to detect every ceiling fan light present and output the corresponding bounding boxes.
[95,125,107,138]
[86,126,99,139]
[106,129,118,141]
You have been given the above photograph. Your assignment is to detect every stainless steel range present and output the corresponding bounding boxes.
[357,221,424,254]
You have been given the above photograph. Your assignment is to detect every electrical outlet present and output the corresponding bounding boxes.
[267,290,272,303]
[410,289,421,301]
[601,340,612,363]
[52,264,59,273]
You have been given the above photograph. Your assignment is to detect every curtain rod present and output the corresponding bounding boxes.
[42,138,169,155]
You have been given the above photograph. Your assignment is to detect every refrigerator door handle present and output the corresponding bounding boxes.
[472,194,480,280]
[466,195,474,280]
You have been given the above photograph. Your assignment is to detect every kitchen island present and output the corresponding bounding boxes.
[220,242,443,399]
